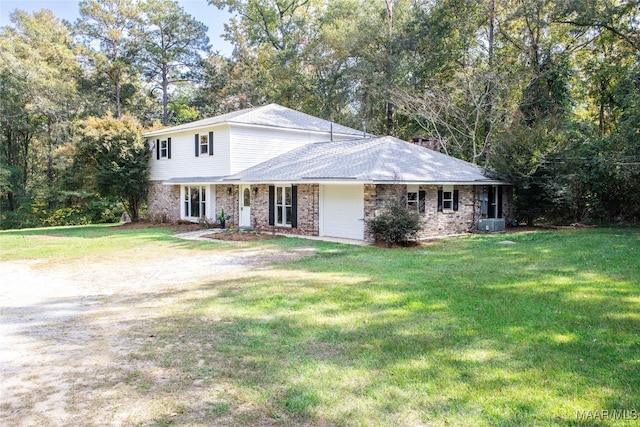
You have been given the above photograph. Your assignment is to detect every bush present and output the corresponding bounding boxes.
[367,200,422,245]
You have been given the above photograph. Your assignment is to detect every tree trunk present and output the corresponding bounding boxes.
[483,0,496,168]
[162,64,169,125]
[116,81,122,119]
[384,0,395,136]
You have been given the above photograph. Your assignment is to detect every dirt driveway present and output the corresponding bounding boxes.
[0,239,314,426]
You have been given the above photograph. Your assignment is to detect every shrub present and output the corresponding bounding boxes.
[367,200,422,245]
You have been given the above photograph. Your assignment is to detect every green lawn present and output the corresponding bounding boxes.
[2,225,638,426]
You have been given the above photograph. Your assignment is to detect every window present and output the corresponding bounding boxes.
[184,186,206,219]
[243,188,251,207]
[276,186,292,226]
[200,134,208,155]
[156,138,171,159]
[269,185,297,228]
[194,132,214,157]
[160,140,168,158]
[407,186,426,213]
[438,185,459,212]
[442,185,454,210]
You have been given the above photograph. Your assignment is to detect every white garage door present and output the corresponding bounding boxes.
[321,185,364,240]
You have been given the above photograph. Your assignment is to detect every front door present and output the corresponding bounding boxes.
[240,185,251,227]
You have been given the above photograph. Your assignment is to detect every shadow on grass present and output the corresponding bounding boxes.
[2,228,638,426]
[121,229,639,426]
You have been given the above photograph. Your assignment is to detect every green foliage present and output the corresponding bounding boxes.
[137,0,210,125]
[0,0,639,229]
[75,115,150,222]
[168,95,200,124]
[20,226,631,425]
[367,199,421,244]
[0,9,78,219]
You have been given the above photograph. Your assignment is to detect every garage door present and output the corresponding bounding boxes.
[321,185,364,240]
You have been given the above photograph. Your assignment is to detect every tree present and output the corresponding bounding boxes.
[75,115,150,222]
[76,0,140,118]
[137,0,210,125]
[392,0,514,163]
[393,69,511,165]
[0,9,79,226]
[209,0,321,112]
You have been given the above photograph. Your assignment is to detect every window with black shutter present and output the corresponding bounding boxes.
[438,186,458,212]
[268,185,296,227]
[158,139,169,159]
[407,186,426,214]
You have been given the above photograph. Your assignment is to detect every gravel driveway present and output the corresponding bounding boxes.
[0,239,313,426]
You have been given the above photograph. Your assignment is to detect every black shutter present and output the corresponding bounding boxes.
[156,139,160,160]
[268,186,275,226]
[497,186,503,218]
[194,134,199,157]
[291,185,298,228]
[488,186,495,218]
[453,190,459,211]
[208,131,214,155]
[419,190,426,214]
[437,190,443,212]
[167,137,171,159]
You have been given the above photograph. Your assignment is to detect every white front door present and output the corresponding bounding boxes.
[240,185,251,227]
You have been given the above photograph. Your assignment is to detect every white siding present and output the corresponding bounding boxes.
[148,122,359,181]
[149,126,231,181]
[229,125,354,174]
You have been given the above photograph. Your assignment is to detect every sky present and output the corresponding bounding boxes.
[0,0,234,55]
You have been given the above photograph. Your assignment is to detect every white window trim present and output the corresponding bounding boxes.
[182,185,211,221]
[199,134,209,155]
[442,185,454,211]
[160,139,168,158]
[275,184,293,227]
[407,185,419,212]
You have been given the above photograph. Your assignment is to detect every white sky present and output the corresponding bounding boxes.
[0,0,233,56]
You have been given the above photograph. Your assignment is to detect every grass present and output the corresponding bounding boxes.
[2,225,639,425]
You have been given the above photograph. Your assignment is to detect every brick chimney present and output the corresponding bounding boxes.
[411,136,440,151]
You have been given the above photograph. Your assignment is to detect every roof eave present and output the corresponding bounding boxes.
[143,118,370,138]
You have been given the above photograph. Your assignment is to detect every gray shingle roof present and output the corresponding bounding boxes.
[223,136,508,184]
[144,103,367,137]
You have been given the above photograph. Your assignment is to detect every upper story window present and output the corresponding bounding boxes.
[200,135,209,155]
[160,140,168,158]
[156,138,171,160]
[194,132,214,157]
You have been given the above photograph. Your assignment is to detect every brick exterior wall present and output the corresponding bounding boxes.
[418,185,477,237]
[216,185,238,227]
[147,181,180,223]
[364,184,479,240]
[212,184,319,235]
[148,181,511,238]
[244,184,319,235]
[292,184,320,235]
[363,184,377,241]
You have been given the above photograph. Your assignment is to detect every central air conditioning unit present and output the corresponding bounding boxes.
[478,218,505,232]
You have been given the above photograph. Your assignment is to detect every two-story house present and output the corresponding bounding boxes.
[145,103,510,241]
